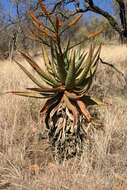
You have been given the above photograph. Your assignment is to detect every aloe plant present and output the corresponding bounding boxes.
[5,1,104,160]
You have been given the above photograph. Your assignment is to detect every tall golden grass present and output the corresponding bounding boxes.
[0,45,127,190]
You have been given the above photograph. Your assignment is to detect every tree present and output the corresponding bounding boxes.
[0,0,36,59]
[48,0,127,42]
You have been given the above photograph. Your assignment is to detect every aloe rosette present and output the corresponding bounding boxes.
[11,42,102,128]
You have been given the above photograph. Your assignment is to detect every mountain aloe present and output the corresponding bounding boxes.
[6,1,104,160]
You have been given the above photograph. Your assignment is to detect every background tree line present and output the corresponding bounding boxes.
[0,0,126,59]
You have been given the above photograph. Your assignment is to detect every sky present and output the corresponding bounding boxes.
[2,0,9,8]
[1,0,113,19]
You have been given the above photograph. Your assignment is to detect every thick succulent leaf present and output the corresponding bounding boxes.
[77,100,92,122]
[55,48,67,83]
[85,53,99,79]
[80,95,104,106]
[74,69,94,94]
[75,44,93,86]
[7,91,51,98]
[85,44,101,78]
[64,91,80,100]
[75,52,87,76]
[63,40,71,70]
[63,39,70,59]
[50,43,59,68]
[89,96,104,105]
[50,40,57,60]
[74,49,80,64]
[20,51,57,85]
[49,58,60,81]
[63,95,79,127]
[67,49,73,64]
[92,44,101,64]
[65,50,76,89]
[75,51,87,69]
[14,60,46,89]
[19,51,59,87]
[26,86,64,93]
[50,42,67,81]
[77,44,95,74]
[64,56,69,71]
[42,45,52,71]
[26,89,55,96]
[74,46,100,94]
[42,45,58,80]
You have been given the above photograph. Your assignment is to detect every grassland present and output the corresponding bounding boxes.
[0,44,127,190]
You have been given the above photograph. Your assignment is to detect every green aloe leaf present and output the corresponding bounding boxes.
[75,44,93,86]
[51,41,66,81]
[75,69,93,94]
[81,95,104,106]
[19,51,59,87]
[50,41,64,80]
[63,40,71,70]
[14,60,46,89]
[92,44,101,64]
[26,86,64,93]
[90,96,104,105]
[42,45,52,71]
[81,44,95,69]
[48,57,60,80]
[85,44,101,78]
[63,39,70,58]
[55,48,67,83]
[85,53,99,79]
[75,52,88,77]
[75,51,87,70]
[65,50,76,89]
[42,44,58,79]
[83,45,101,80]
[7,91,51,98]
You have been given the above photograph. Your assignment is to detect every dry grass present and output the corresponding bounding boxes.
[0,45,127,190]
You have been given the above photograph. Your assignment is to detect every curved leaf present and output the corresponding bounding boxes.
[75,44,93,86]
[77,100,92,122]
[65,50,76,89]
[75,52,87,77]
[14,60,46,89]
[19,51,59,87]
[89,96,104,105]
[7,91,52,98]
[55,49,67,83]
[26,86,64,93]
